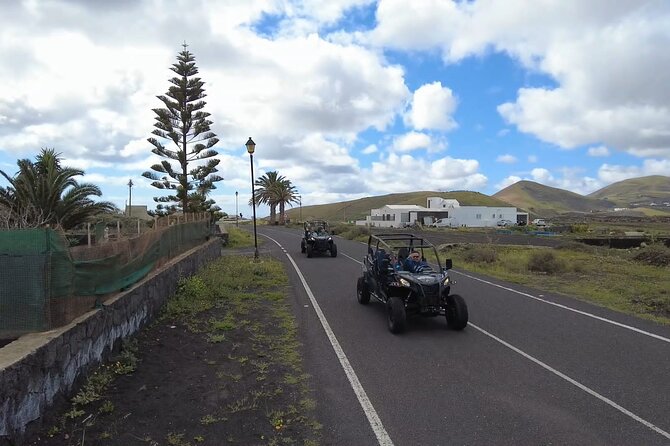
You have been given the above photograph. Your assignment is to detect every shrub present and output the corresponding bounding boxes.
[569,224,590,234]
[632,244,670,267]
[337,225,370,240]
[555,241,596,253]
[462,245,497,264]
[528,250,565,274]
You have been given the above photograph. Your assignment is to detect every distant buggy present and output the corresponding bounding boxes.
[300,220,338,258]
[357,233,468,334]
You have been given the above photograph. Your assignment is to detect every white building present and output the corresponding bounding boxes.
[356,197,527,228]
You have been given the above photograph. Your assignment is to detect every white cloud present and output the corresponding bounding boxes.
[495,175,522,191]
[496,154,517,164]
[598,159,670,183]
[369,0,670,158]
[367,153,486,193]
[587,145,610,157]
[361,144,378,154]
[404,82,458,131]
[391,132,432,152]
[528,155,538,163]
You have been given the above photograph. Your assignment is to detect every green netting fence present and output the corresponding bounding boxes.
[0,220,210,338]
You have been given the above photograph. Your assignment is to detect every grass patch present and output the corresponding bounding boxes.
[224,225,255,248]
[443,243,670,323]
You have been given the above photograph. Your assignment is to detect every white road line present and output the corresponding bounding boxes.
[341,252,363,264]
[453,270,670,344]
[468,322,670,441]
[262,234,394,446]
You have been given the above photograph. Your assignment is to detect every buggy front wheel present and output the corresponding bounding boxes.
[387,297,406,334]
[330,243,338,257]
[306,244,313,258]
[445,294,468,330]
[301,240,306,253]
[356,277,370,304]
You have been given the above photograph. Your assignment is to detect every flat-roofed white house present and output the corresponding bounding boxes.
[356,197,527,228]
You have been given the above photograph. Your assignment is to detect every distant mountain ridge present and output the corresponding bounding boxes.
[283,175,670,222]
[494,175,670,217]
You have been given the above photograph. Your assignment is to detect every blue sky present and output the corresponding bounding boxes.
[0,0,668,218]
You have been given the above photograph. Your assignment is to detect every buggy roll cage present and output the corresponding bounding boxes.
[367,233,450,270]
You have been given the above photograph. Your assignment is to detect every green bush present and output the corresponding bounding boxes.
[569,224,590,234]
[462,245,497,264]
[528,250,565,274]
[632,244,670,267]
[337,225,370,240]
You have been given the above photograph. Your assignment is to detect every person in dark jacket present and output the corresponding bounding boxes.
[403,250,430,273]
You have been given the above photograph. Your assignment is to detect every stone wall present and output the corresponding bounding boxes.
[0,238,222,445]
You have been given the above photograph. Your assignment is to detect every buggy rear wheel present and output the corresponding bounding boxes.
[330,243,338,257]
[356,276,370,304]
[387,297,406,334]
[445,294,468,330]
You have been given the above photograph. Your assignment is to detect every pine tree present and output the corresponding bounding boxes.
[142,43,222,214]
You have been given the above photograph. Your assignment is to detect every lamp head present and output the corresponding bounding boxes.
[245,137,256,154]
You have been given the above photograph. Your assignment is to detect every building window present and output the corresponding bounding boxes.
[492,213,496,218]
[476,214,482,219]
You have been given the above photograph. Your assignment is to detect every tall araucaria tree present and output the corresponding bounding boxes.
[142,43,223,214]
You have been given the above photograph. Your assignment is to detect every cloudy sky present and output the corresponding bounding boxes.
[1,0,669,217]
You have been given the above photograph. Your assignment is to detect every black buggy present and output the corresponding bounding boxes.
[300,220,338,258]
[356,233,468,334]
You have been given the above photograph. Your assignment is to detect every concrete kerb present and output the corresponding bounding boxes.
[0,238,222,445]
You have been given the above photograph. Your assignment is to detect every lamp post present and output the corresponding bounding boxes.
[235,191,239,227]
[127,179,134,216]
[246,137,259,260]
[298,195,302,222]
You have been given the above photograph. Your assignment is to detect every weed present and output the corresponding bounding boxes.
[200,414,218,425]
[216,371,242,382]
[98,400,114,414]
[225,226,254,248]
[64,408,85,420]
[166,432,189,446]
[206,333,226,343]
[632,243,670,267]
[528,250,565,274]
[462,245,497,263]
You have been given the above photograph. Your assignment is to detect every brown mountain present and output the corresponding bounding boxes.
[493,180,614,217]
[588,175,670,207]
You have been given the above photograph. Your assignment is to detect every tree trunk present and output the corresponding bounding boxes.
[279,202,285,225]
[270,204,276,224]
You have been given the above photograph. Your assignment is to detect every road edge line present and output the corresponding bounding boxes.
[262,234,394,446]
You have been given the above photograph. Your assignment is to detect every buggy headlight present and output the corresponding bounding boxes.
[328,237,332,241]
[443,276,451,286]
[399,278,411,287]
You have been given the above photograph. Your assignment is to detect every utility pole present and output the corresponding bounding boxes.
[127,179,134,216]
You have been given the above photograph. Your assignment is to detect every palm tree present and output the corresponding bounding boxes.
[0,148,117,229]
[253,171,284,224]
[274,180,299,225]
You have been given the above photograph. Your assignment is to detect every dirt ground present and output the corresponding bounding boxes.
[24,251,321,446]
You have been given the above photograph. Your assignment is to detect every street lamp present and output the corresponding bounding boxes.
[235,191,239,227]
[246,137,259,260]
[298,195,302,222]
[127,179,134,216]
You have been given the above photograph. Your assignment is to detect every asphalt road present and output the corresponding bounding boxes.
[256,226,670,446]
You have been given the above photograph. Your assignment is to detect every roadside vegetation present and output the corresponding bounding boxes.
[439,241,670,324]
[35,227,320,445]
